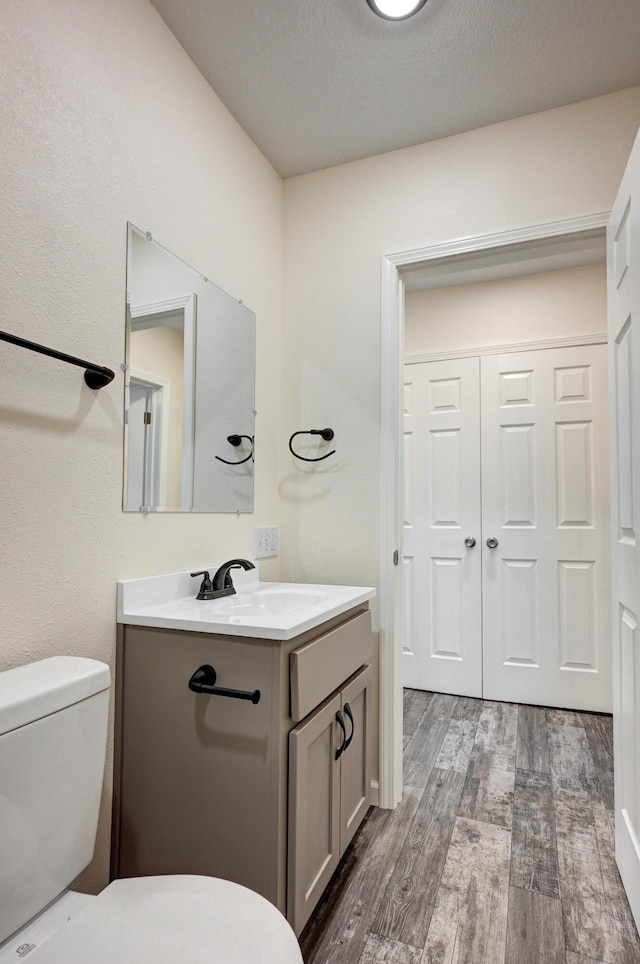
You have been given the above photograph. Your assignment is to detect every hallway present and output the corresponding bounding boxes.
[301,690,640,963]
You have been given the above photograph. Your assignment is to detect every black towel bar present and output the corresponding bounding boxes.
[0,329,115,389]
[188,664,261,704]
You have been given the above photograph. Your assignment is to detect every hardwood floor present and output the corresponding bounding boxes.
[300,690,640,964]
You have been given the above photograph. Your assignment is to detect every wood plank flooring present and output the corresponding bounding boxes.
[300,690,640,964]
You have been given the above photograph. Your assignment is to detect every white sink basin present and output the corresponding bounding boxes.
[209,588,329,617]
[117,569,375,640]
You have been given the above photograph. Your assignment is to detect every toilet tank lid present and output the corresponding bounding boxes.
[0,657,110,736]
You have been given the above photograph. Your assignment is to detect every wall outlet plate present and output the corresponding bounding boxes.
[254,526,279,559]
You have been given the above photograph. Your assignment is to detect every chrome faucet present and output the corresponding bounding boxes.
[212,558,256,597]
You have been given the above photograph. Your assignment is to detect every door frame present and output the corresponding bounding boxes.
[379,211,610,809]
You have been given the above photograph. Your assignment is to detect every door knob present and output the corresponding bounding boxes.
[464,537,476,548]
[486,537,499,549]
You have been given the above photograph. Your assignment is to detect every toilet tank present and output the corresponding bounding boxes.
[0,656,110,944]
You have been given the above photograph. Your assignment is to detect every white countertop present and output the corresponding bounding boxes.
[117,567,375,640]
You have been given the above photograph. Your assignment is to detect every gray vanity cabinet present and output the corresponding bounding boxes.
[111,606,372,935]
[287,664,372,935]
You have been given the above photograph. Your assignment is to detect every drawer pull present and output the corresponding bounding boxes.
[335,710,347,759]
[343,702,355,752]
[188,664,261,704]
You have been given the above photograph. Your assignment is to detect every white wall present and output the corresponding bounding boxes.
[405,263,607,356]
[0,0,283,891]
[281,88,640,782]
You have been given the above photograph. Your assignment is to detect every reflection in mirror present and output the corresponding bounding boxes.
[124,224,255,513]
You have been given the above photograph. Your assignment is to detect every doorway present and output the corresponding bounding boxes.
[126,294,195,511]
[378,212,610,809]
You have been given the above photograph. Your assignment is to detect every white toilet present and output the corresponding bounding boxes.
[0,656,303,963]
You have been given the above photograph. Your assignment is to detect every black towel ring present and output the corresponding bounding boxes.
[289,428,335,462]
[215,434,254,465]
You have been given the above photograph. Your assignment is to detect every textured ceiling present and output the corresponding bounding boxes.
[149,0,640,177]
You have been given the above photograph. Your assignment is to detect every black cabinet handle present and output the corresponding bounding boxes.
[343,702,355,753]
[335,710,347,759]
[188,665,260,704]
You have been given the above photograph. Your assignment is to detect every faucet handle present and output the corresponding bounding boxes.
[190,570,215,600]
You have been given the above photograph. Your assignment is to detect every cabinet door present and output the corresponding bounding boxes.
[339,665,372,852]
[288,692,341,936]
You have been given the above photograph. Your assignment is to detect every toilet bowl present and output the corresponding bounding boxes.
[0,657,302,963]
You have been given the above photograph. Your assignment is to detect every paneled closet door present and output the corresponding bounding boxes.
[480,345,611,712]
[402,357,483,698]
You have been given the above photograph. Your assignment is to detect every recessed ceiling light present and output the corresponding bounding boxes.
[366,0,428,20]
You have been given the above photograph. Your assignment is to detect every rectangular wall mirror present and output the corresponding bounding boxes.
[124,224,256,513]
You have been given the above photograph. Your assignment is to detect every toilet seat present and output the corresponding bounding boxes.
[25,876,303,964]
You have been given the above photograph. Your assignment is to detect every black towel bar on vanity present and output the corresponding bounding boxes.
[188,664,261,704]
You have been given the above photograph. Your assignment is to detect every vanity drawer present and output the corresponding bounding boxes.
[289,609,372,722]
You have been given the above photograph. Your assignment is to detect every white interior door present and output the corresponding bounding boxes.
[481,346,611,712]
[126,381,152,511]
[402,357,482,697]
[403,343,610,713]
[608,127,640,930]
[126,376,166,511]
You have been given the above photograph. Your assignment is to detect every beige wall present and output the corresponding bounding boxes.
[2,0,640,898]
[0,0,283,891]
[405,263,607,357]
[282,88,640,783]
[281,89,640,589]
